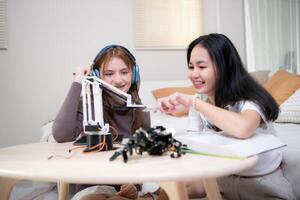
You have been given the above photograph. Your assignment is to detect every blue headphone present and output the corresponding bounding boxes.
[92,45,140,85]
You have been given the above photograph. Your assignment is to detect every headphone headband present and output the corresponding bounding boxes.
[93,45,136,64]
[92,44,140,85]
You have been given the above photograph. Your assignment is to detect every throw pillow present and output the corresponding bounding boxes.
[152,86,196,117]
[276,88,300,123]
[264,70,300,105]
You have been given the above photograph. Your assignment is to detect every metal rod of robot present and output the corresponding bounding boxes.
[80,75,146,152]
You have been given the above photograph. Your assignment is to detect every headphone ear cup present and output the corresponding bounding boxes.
[92,68,100,78]
[132,64,139,84]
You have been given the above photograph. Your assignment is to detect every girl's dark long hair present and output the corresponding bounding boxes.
[94,46,145,134]
[187,33,279,121]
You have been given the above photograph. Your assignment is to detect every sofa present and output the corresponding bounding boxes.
[138,70,300,199]
[6,70,300,200]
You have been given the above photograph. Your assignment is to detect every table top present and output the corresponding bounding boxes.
[0,142,257,184]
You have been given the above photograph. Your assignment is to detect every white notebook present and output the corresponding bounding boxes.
[175,132,286,159]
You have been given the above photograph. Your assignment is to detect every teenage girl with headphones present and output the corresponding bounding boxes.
[52,45,153,200]
[157,34,296,200]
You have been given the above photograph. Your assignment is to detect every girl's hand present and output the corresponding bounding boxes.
[74,65,92,83]
[157,92,193,113]
[116,183,138,199]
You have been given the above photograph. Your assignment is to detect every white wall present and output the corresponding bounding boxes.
[0,0,245,147]
[218,0,246,64]
[202,0,246,63]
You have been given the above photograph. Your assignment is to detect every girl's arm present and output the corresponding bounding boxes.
[193,97,261,139]
[52,82,83,142]
[158,93,261,139]
[52,66,91,142]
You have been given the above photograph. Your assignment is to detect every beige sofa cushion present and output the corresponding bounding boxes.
[264,70,300,105]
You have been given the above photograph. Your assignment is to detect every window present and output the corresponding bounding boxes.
[0,0,7,49]
[245,0,300,74]
[133,0,203,49]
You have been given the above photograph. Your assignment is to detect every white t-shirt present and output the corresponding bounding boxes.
[187,94,282,176]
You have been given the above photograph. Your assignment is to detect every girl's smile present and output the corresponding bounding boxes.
[193,80,206,89]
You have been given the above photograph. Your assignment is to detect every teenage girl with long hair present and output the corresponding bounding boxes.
[158,34,296,200]
[53,45,152,200]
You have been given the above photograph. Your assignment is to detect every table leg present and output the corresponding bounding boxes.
[202,178,222,200]
[159,181,188,200]
[58,181,69,200]
[0,177,20,200]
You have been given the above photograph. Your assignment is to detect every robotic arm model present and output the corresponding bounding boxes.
[81,75,145,152]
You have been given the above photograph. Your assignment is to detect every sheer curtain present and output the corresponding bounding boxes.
[245,0,300,74]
